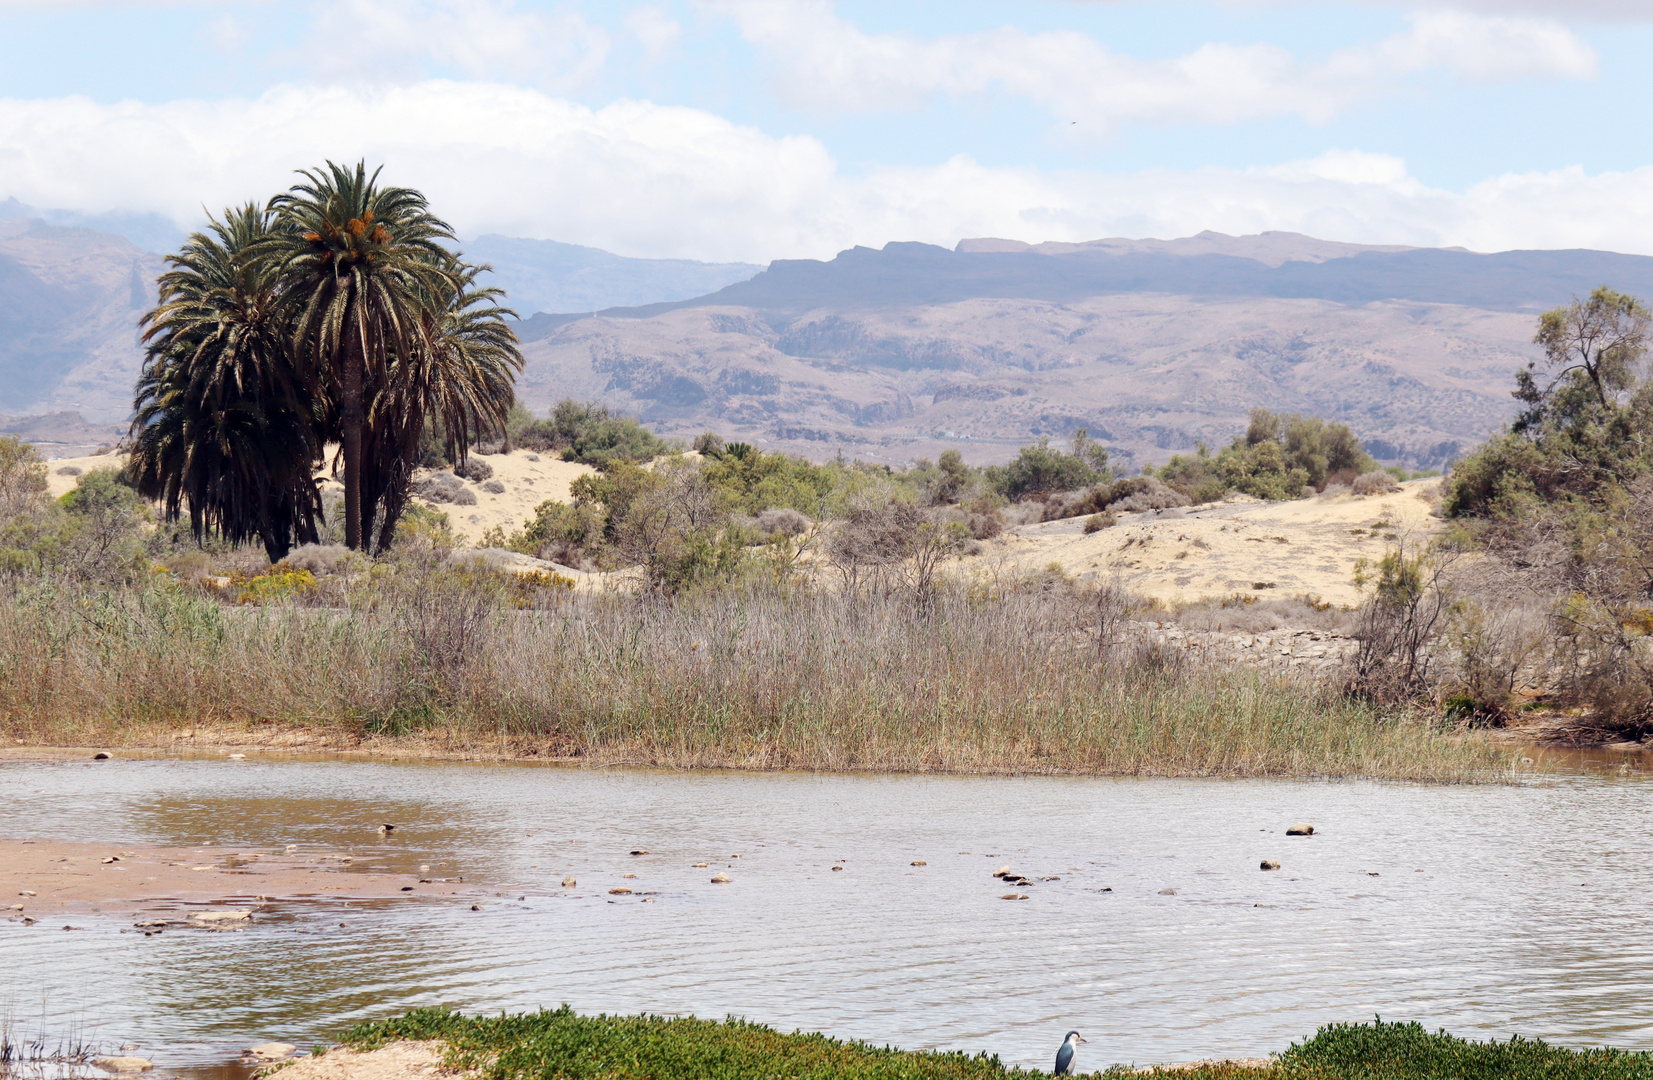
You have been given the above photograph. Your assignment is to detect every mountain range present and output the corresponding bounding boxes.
[3,207,1641,468]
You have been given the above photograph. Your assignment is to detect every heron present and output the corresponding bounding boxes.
[1054,1031,1086,1076]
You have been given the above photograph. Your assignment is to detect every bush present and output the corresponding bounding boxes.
[1155,409,1375,504]
[1282,1019,1653,1080]
[454,458,494,482]
[1352,470,1402,496]
[511,399,673,466]
[283,543,363,576]
[755,506,811,537]
[985,430,1109,501]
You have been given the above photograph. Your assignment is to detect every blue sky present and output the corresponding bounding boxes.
[1,0,1650,261]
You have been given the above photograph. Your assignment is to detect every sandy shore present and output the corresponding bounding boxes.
[0,836,477,924]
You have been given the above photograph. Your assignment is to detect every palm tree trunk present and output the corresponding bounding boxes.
[341,344,365,551]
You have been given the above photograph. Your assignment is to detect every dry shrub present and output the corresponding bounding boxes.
[412,472,472,504]
[755,507,811,537]
[454,458,494,482]
[1083,512,1116,534]
[1050,477,1190,520]
[1170,596,1356,635]
[284,543,363,576]
[1353,470,1402,496]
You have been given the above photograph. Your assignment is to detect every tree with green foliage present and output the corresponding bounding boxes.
[986,429,1110,500]
[1156,408,1375,503]
[131,161,522,556]
[129,204,322,563]
[266,161,468,551]
[1449,287,1653,520]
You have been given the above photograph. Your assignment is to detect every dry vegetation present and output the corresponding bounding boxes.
[0,563,1507,781]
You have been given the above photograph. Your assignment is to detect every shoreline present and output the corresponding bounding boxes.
[3,720,1645,779]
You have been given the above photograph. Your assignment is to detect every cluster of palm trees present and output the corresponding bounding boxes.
[129,161,523,561]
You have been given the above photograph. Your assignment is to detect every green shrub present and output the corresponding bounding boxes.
[1155,409,1374,504]
[1281,1020,1653,1080]
[986,430,1110,501]
[344,1007,1029,1080]
[510,399,673,466]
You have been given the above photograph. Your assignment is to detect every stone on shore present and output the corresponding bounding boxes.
[94,1057,151,1073]
[710,872,731,883]
[1286,823,1315,835]
[1260,860,1281,870]
[246,1043,297,1061]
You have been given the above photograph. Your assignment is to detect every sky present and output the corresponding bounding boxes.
[1,0,1651,263]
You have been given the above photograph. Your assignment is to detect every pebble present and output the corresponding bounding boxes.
[608,888,632,896]
[1260,860,1281,871]
[93,1057,151,1073]
[1286,823,1315,836]
[999,893,1029,901]
[561,877,577,888]
[910,860,926,866]
[245,1044,296,1061]
[629,849,648,856]
[710,872,731,884]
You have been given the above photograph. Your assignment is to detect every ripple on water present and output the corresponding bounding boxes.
[2,761,1652,1070]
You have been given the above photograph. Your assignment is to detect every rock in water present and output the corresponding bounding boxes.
[1260,860,1281,871]
[1286,823,1315,836]
[710,872,731,883]
[561,877,577,888]
[245,1044,296,1061]
[94,1057,152,1073]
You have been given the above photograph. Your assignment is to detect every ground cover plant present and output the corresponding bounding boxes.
[339,1011,1653,1080]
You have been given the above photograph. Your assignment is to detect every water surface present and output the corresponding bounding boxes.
[3,757,1652,1072]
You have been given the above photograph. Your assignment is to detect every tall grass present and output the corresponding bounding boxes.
[0,576,1511,781]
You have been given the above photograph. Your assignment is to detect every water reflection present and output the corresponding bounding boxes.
[4,760,1652,1073]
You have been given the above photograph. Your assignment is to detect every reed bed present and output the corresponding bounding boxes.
[0,576,1511,781]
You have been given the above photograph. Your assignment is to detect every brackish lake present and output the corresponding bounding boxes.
[3,756,1652,1074]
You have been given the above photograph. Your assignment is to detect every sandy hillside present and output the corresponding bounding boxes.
[975,479,1444,608]
[399,449,596,546]
[41,449,594,549]
[43,452,127,497]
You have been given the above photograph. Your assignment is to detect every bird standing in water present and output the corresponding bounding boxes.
[1055,1031,1086,1075]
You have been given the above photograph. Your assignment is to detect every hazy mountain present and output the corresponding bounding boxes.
[1,218,1637,469]
[464,235,760,316]
[0,197,186,256]
[0,218,162,427]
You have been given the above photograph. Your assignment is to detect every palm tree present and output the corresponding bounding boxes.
[362,262,524,551]
[266,161,455,551]
[130,204,322,563]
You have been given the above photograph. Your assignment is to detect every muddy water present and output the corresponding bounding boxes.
[3,757,1653,1074]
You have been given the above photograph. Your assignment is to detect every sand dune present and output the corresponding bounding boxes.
[977,480,1444,607]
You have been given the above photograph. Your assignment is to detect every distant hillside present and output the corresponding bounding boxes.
[0,197,185,256]
[0,218,162,423]
[524,234,1653,325]
[464,235,760,316]
[4,219,1644,471]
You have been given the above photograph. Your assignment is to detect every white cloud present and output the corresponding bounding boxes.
[300,0,610,89]
[705,0,1595,128]
[2,82,1653,262]
[626,4,682,65]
